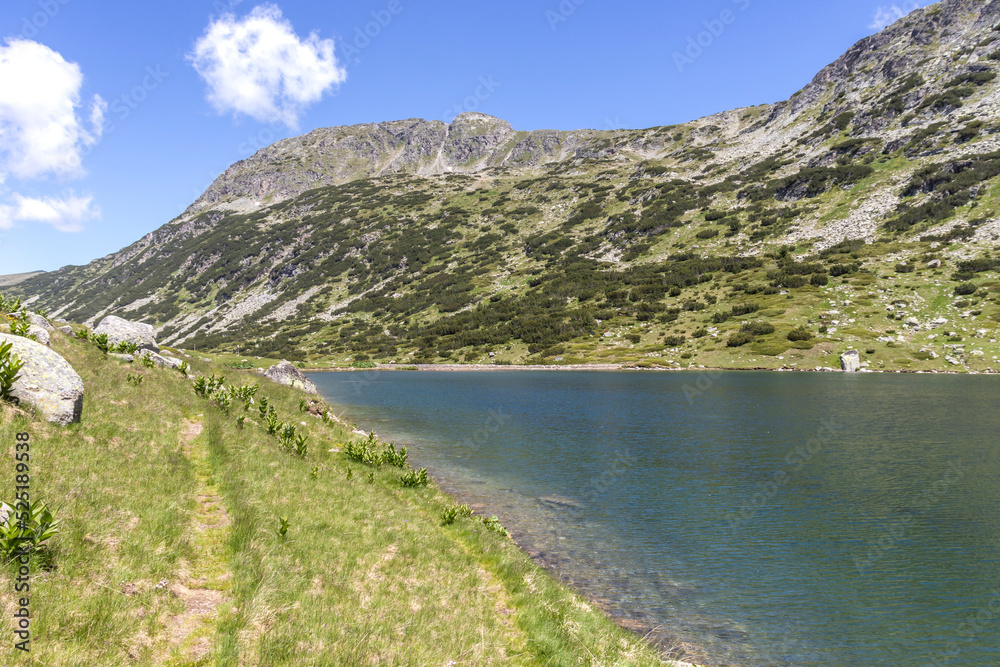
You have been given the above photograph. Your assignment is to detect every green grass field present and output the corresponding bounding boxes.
[0,331,687,666]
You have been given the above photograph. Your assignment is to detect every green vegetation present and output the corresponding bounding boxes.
[0,331,673,665]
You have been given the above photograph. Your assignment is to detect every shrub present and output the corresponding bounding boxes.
[787,328,813,341]
[955,283,979,296]
[692,328,709,338]
[730,303,761,317]
[727,331,754,347]
[742,321,776,336]
[663,335,686,347]
[811,273,830,286]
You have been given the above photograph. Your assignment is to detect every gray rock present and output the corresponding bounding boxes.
[93,315,159,352]
[109,353,134,363]
[27,326,50,346]
[840,350,862,373]
[264,360,318,394]
[905,317,920,328]
[57,325,73,335]
[0,333,83,425]
[946,356,962,366]
[927,259,942,269]
[27,312,54,332]
[144,352,182,369]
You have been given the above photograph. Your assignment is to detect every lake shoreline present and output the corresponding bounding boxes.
[305,362,1000,375]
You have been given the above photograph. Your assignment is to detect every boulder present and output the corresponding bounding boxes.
[57,325,73,335]
[109,353,134,363]
[927,259,942,269]
[0,333,83,425]
[27,326,50,346]
[143,352,182,369]
[905,317,920,328]
[93,315,159,352]
[840,350,862,373]
[27,312,54,332]
[264,360,318,394]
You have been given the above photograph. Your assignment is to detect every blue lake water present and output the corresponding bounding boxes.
[309,369,1000,666]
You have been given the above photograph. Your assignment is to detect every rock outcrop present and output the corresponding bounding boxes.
[264,360,318,394]
[28,326,50,346]
[93,316,159,352]
[840,350,862,373]
[27,312,54,332]
[0,333,84,425]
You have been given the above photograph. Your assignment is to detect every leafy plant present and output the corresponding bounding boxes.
[441,503,473,525]
[211,387,233,412]
[9,311,34,341]
[265,408,281,436]
[0,341,24,401]
[236,415,246,429]
[138,353,156,369]
[0,293,22,316]
[178,361,190,376]
[126,373,144,386]
[400,467,429,488]
[0,500,60,561]
[114,341,140,354]
[293,434,308,458]
[480,515,510,539]
[310,466,319,480]
[276,516,290,544]
[88,332,111,353]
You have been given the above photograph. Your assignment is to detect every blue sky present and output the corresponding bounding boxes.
[0,0,934,274]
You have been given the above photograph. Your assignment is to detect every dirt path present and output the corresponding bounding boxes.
[160,418,232,663]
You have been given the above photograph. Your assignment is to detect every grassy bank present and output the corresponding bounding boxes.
[0,330,687,665]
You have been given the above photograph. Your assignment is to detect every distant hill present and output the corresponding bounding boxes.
[12,0,1000,371]
[0,271,45,288]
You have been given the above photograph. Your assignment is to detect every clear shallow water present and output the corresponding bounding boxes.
[309,370,1000,666]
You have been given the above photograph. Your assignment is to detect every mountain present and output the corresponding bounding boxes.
[13,0,1000,370]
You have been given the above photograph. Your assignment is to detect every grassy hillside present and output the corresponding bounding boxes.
[0,330,689,665]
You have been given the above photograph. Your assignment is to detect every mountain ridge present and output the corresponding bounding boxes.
[13,0,1000,372]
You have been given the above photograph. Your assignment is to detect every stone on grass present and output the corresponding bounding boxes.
[0,333,83,425]
[93,315,159,352]
[840,350,862,373]
[57,325,73,335]
[264,360,318,394]
[28,326,50,346]
[109,353,134,363]
[143,352,182,369]
[27,312,54,332]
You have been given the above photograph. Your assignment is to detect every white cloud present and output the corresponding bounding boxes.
[0,192,99,232]
[869,3,928,32]
[0,39,105,181]
[189,4,347,129]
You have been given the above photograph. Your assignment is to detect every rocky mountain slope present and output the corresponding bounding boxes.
[13,0,1000,371]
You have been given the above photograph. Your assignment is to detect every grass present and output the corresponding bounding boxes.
[0,331,676,666]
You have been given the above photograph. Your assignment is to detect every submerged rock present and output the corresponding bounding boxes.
[0,333,83,425]
[94,315,159,352]
[264,360,318,394]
